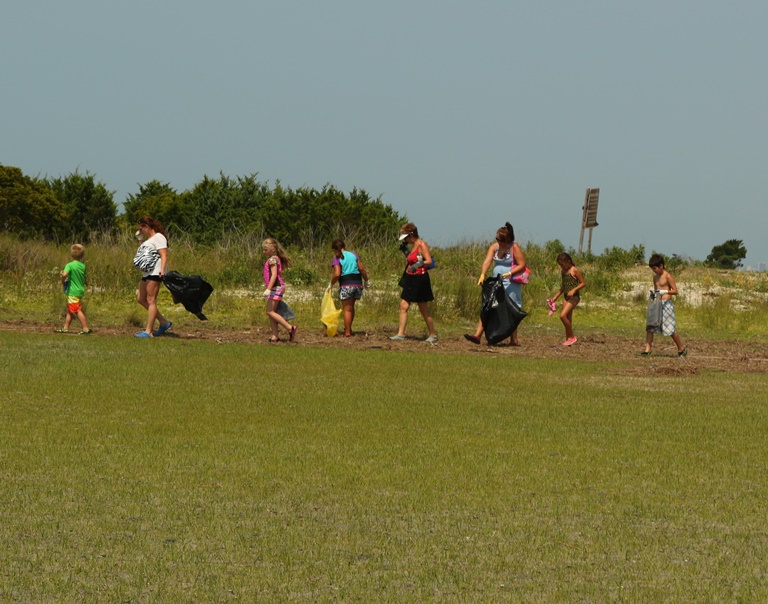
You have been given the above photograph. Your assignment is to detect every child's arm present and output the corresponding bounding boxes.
[567,267,586,297]
[665,272,678,296]
[357,259,369,283]
[61,270,68,286]
[330,262,341,287]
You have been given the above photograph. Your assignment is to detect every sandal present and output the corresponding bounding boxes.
[463,334,481,344]
[153,321,172,337]
[289,325,298,342]
[78,329,92,335]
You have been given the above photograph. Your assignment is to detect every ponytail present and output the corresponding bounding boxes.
[505,222,515,243]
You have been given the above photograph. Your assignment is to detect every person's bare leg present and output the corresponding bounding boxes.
[560,300,577,340]
[144,280,166,335]
[266,298,293,338]
[472,319,483,339]
[671,333,684,353]
[644,331,654,353]
[417,302,436,338]
[342,299,355,336]
[396,299,410,336]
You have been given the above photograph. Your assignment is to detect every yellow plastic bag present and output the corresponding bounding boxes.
[320,289,342,337]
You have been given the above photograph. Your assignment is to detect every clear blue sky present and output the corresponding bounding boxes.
[3,1,767,266]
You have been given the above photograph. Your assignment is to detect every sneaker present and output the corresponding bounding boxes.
[425,335,439,343]
[153,321,172,337]
[289,325,298,342]
[134,331,153,338]
[78,329,92,335]
[55,329,69,333]
[464,334,481,344]
[389,335,406,341]
[678,348,688,357]
[562,337,578,346]
[638,351,651,357]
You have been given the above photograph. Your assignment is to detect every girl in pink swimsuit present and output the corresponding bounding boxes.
[262,238,297,343]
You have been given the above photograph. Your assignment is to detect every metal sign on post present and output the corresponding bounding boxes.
[578,187,600,255]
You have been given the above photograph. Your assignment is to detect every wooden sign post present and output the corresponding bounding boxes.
[578,187,600,255]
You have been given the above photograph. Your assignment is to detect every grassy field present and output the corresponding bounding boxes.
[2,331,767,602]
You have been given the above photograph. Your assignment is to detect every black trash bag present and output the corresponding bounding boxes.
[480,275,528,345]
[162,271,214,321]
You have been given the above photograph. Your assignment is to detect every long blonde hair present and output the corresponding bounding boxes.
[262,238,291,268]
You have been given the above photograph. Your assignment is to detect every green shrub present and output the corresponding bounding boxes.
[595,244,645,271]
[283,266,319,286]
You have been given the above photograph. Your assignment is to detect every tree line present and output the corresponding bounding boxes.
[0,164,405,246]
[1,163,748,268]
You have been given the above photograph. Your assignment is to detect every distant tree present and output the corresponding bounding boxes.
[596,244,646,270]
[706,239,747,269]
[543,239,566,263]
[0,164,67,239]
[339,186,406,245]
[122,180,185,232]
[179,173,272,243]
[46,170,116,241]
[174,173,405,246]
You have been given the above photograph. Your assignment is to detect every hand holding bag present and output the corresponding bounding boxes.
[480,276,528,345]
[646,291,662,331]
[320,289,342,337]
[133,244,160,273]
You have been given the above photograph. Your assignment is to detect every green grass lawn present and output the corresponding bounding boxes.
[1,331,767,602]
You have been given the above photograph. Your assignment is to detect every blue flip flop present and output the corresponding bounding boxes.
[153,321,172,337]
